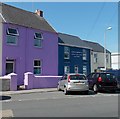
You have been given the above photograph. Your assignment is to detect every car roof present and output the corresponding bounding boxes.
[65,73,86,76]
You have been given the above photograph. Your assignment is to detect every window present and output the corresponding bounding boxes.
[106,54,109,63]
[83,65,87,75]
[64,66,70,74]
[6,28,19,45]
[83,49,87,60]
[74,65,78,73]
[34,32,43,47]
[94,53,98,63]
[34,60,41,75]
[64,46,70,59]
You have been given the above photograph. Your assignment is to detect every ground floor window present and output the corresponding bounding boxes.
[74,65,78,73]
[6,59,15,75]
[64,66,70,74]
[34,60,41,75]
[83,65,87,75]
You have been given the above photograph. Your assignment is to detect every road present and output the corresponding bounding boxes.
[1,91,119,117]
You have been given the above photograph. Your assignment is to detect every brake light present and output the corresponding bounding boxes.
[98,77,102,82]
[68,75,70,82]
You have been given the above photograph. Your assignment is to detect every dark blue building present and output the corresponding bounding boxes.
[58,33,91,76]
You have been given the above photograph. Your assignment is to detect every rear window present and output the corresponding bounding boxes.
[70,75,86,80]
[100,73,116,80]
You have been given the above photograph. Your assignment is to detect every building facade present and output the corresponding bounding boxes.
[0,3,58,85]
[58,33,91,76]
[83,40,111,72]
[111,53,120,69]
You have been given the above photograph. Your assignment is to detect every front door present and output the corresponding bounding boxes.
[6,60,15,75]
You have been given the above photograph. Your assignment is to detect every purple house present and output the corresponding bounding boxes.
[0,3,58,86]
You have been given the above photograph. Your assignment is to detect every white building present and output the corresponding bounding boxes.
[111,53,120,69]
[83,40,111,72]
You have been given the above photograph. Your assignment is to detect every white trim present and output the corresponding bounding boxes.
[0,19,2,76]
[35,76,62,78]
[0,13,6,22]
[58,43,91,50]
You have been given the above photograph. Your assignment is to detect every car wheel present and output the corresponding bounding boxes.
[64,87,68,95]
[93,84,98,93]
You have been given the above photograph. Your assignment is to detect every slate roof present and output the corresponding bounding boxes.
[0,3,56,33]
[82,40,111,53]
[58,33,91,49]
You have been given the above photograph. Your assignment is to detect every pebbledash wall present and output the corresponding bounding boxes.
[2,23,58,86]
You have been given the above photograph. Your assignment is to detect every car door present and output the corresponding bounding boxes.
[87,73,95,88]
[60,74,67,90]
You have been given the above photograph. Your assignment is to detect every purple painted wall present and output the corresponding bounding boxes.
[2,23,58,86]
[24,72,62,89]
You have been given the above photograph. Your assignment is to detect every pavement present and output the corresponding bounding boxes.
[1,88,57,95]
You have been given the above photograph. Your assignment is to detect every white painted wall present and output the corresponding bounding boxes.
[0,4,3,76]
[91,51,111,72]
[111,53,120,69]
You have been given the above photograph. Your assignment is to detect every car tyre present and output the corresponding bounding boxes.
[93,84,98,94]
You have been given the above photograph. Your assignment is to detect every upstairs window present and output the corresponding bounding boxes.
[106,54,109,63]
[34,60,42,75]
[34,32,43,48]
[94,53,98,63]
[6,28,19,45]
[83,49,87,60]
[64,46,70,59]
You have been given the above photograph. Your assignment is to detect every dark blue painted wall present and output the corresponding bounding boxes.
[58,45,91,76]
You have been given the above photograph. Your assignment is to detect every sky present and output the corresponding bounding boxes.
[5,2,118,53]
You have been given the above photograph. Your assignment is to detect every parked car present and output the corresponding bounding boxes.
[87,72,118,93]
[57,73,89,95]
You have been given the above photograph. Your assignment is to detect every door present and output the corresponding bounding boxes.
[6,60,15,75]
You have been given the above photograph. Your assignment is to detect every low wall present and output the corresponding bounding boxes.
[24,72,62,90]
[0,73,17,91]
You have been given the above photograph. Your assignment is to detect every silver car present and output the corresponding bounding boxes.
[57,73,89,95]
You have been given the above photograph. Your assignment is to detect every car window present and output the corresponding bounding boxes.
[100,73,116,80]
[70,75,86,80]
[62,74,67,80]
[94,73,99,79]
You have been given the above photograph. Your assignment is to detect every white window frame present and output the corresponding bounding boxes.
[34,32,43,48]
[6,28,19,45]
[6,60,15,75]
[83,49,87,60]
[7,28,19,36]
[94,53,98,63]
[33,60,42,75]
[74,65,78,73]
[83,65,87,75]
[64,46,70,59]
[64,66,70,74]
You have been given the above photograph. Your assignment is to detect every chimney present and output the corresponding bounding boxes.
[35,9,43,17]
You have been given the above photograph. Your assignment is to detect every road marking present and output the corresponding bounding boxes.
[0,109,13,117]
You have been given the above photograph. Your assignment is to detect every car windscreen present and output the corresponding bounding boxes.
[100,73,116,80]
[70,75,86,80]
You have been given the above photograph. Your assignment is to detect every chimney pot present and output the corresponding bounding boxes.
[35,9,43,17]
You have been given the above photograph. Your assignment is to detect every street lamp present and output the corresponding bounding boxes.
[104,26,112,70]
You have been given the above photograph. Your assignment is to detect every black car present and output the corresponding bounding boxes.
[87,72,118,93]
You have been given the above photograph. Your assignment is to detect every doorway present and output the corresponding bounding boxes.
[6,59,15,75]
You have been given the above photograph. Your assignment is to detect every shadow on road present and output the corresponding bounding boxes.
[0,96,11,101]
